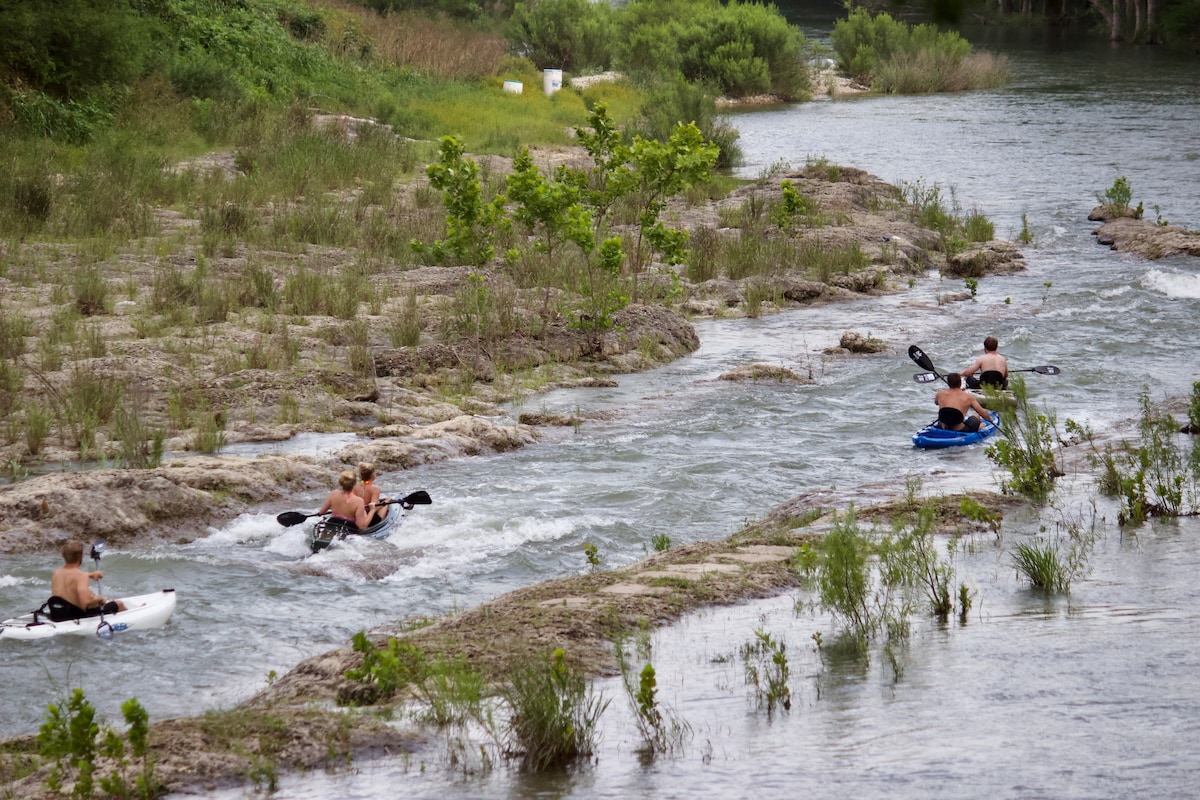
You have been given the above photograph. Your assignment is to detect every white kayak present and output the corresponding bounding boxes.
[0,589,177,641]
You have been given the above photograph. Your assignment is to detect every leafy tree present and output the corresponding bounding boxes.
[422,135,507,266]
[623,122,719,295]
[506,0,618,71]
[506,146,594,266]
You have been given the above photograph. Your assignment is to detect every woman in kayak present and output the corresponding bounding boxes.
[318,470,373,530]
[48,540,127,621]
[355,462,391,527]
[934,373,997,431]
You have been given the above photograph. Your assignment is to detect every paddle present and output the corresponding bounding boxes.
[277,490,433,527]
[913,365,1060,384]
[89,540,114,636]
[907,344,940,377]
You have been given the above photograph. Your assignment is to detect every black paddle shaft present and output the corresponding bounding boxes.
[277,490,432,527]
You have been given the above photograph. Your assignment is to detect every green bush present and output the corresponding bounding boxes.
[0,0,161,100]
[1094,389,1194,526]
[986,376,1061,503]
[506,0,618,72]
[617,0,811,101]
[624,75,741,170]
[1097,176,1133,217]
[830,9,995,93]
[502,648,609,771]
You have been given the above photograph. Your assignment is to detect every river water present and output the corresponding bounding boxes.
[3,27,1199,799]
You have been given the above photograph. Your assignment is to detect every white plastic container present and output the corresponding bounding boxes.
[543,69,563,96]
[502,80,523,94]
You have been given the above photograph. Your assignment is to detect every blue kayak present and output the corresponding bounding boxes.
[912,412,1001,449]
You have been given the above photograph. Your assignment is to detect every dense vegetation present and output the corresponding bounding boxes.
[0,0,810,150]
[831,9,1010,93]
[851,0,1200,46]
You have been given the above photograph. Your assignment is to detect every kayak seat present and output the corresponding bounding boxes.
[43,596,87,622]
[40,596,117,622]
[979,370,1008,389]
[937,407,965,429]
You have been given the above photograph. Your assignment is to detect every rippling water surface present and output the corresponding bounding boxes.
[3,27,1199,799]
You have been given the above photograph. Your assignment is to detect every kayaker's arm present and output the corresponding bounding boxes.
[968,396,995,424]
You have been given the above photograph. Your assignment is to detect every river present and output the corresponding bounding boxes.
[3,25,1199,799]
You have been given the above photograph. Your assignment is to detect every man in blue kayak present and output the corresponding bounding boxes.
[960,336,1008,390]
[48,540,127,621]
[935,373,997,431]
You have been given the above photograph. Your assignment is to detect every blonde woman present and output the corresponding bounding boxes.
[318,470,372,530]
[355,462,390,527]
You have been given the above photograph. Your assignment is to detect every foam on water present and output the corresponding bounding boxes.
[1142,268,1200,300]
[198,512,282,546]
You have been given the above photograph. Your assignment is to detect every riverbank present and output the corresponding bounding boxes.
[0,158,1024,556]
[0,488,1019,798]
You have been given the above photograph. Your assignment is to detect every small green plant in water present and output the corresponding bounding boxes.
[740,628,791,714]
[1017,213,1034,245]
[986,376,1061,503]
[614,639,690,755]
[1188,381,1200,433]
[650,533,671,552]
[583,542,601,570]
[344,631,426,703]
[964,276,979,298]
[959,496,1001,533]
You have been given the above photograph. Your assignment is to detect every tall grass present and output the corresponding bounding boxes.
[874,50,1010,94]
[502,649,609,771]
[318,3,507,78]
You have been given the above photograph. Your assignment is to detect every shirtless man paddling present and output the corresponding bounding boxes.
[960,336,1009,390]
[50,540,127,617]
[934,373,997,431]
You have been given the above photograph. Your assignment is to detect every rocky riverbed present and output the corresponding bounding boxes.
[0,157,1025,557]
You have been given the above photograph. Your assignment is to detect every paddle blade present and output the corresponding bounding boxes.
[402,490,432,506]
[1033,365,1061,375]
[89,540,106,561]
[277,511,310,527]
[908,345,937,374]
[913,372,940,384]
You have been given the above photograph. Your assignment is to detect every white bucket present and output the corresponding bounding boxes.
[543,69,563,96]
[502,80,523,94]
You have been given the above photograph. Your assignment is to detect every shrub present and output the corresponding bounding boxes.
[1097,176,1134,217]
[421,136,507,266]
[502,648,609,771]
[343,631,427,704]
[506,0,618,72]
[623,75,741,171]
[24,406,53,456]
[986,376,1061,503]
[830,9,1003,93]
[388,289,422,348]
[1189,381,1200,432]
[617,0,811,101]
[1094,389,1195,526]
[284,267,324,316]
[73,264,110,317]
[964,210,995,242]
